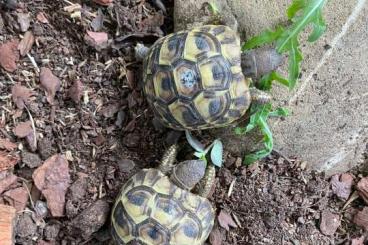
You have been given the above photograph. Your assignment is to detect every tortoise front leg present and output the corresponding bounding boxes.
[197,164,216,198]
[158,144,178,174]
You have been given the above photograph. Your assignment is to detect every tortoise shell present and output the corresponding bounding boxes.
[143,25,251,130]
[111,168,215,245]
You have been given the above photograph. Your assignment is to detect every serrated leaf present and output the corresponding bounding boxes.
[287,0,306,20]
[207,1,219,15]
[242,27,284,50]
[259,71,290,90]
[210,139,223,167]
[308,9,326,42]
[185,130,205,152]
[269,107,290,117]
[288,38,303,89]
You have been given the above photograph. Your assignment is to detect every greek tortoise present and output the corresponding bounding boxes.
[111,145,216,245]
[136,24,282,130]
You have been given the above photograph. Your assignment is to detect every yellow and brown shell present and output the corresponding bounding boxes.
[111,168,215,245]
[143,25,251,130]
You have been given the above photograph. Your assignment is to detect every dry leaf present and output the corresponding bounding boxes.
[40,67,61,104]
[17,13,30,32]
[36,12,49,24]
[84,31,108,51]
[68,80,83,103]
[0,39,20,72]
[32,154,70,217]
[11,84,34,109]
[91,9,104,32]
[0,173,17,194]
[0,151,19,172]
[354,207,368,231]
[357,177,368,205]
[319,210,340,236]
[330,173,354,200]
[0,139,17,151]
[18,31,34,56]
[3,187,28,212]
[93,0,113,6]
[13,121,32,138]
[218,210,237,231]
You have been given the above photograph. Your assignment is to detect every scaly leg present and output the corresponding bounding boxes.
[158,144,178,174]
[197,164,216,198]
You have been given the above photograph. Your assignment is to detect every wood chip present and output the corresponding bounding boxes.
[68,80,83,103]
[0,139,17,152]
[11,84,34,110]
[18,31,34,56]
[3,187,28,212]
[0,204,17,245]
[354,207,368,231]
[330,173,354,200]
[40,67,61,104]
[357,177,368,205]
[319,210,340,236]
[0,39,20,72]
[36,12,49,24]
[0,152,19,172]
[13,121,32,138]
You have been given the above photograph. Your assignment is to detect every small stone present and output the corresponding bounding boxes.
[235,157,242,168]
[297,216,305,224]
[115,110,126,128]
[70,200,110,239]
[37,138,56,160]
[353,207,368,231]
[34,200,48,219]
[357,177,368,205]
[16,213,37,239]
[117,159,136,173]
[319,210,340,236]
[21,151,42,168]
[3,187,28,212]
[44,223,61,241]
[122,133,140,148]
[68,177,87,202]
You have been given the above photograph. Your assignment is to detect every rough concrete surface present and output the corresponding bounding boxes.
[174,0,368,175]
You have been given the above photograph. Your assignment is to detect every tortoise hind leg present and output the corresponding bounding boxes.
[197,164,216,197]
[158,144,178,174]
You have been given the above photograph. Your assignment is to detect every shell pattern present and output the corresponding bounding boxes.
[143,25,251,130]
[111,169,215,245]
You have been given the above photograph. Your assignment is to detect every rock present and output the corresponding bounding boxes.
[319,210,340,236]
[356,177,368,205]
[330,173,354,200]
[37,138,56,160]
[68,177,87,202]
[70,200,110,239]
[117,159,136,173]
[0,204,17,245]
[16,213,37,239]
[0,173,17,194]
[3,187,28,212]
[44,223,61,241]
[353,207,368,231]
[34,200,48,219]
[21,151,42,168]
[32,154,70,217]
[173,0,368,175]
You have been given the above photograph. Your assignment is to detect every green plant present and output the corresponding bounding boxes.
[185,131,223,167]
[237,0,327,164]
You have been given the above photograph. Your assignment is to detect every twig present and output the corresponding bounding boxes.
[26,53,40,73]
[24,105,37,149]
[5,73,15,84]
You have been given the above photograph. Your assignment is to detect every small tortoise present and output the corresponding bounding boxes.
[137,24,282,130]
[111,145,216,245]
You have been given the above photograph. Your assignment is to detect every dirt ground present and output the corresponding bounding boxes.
[0,1,367,245]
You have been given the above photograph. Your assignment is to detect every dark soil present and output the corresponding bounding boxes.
[0,1,366,245]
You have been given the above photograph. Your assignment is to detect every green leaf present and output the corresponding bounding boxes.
[287,38,303,89]
[207,1,219,15]
[308,9,327,42]
[185,130,205,153]
[259,71,290,90]
[287,0,306,20]
[269,107,290,117]
[210,139,223,167]
[277,0,327,53]
[242,27,284,51]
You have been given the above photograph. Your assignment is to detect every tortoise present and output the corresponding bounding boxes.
[111,145,216,245]
[136,24,282,131]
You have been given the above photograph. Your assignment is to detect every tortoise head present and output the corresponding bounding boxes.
[170,160,206,190]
